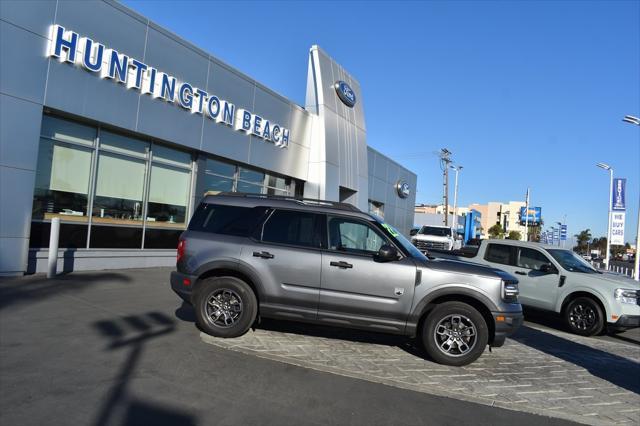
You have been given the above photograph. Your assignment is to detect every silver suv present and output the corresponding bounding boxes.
[171,194,523,366]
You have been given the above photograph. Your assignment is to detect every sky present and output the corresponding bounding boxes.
[124,0,639,244]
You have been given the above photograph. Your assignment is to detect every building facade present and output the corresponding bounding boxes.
[0,0,416,275]
[468,201,527,239]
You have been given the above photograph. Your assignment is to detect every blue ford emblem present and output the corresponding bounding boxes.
[396,181,410,199]
[334,81,356,108]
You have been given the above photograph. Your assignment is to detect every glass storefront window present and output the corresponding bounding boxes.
[100,131,148,157]
[267,175,286,189]
[41,115,96,147]
[29,114,306,250]
[147,163,190,228]
[236,180,263,194]
[92,152,146,225]
[205,158,235,177]
[369,200,384,218]
[203,173,234,194]
[153,143,192,167]
[32,139,92,222]
[238,168,264,184]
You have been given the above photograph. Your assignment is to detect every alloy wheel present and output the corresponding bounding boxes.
[205,289,243,328]
[433,314,478,357]
[569,303,596,331]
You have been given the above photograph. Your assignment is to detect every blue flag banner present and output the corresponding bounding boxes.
[611,178,626,211]
[560,225,567,241]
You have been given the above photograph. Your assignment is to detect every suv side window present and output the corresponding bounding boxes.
[517,247,551,271]
[328,216,388,255]
[188,203,268,236]
[485,243,515,266]
[261,209,325,248]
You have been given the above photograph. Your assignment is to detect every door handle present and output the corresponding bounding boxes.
[330,261,353,269]
[253,251,274,259]
[515,271,527,275]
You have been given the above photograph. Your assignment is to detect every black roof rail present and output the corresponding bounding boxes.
[210,192,361,212]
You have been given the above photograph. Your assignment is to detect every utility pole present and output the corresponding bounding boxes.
[450,165,463,227]
[524,188,530,242]
[439,148,452,226]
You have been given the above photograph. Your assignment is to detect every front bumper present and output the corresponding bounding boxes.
[490,311,524,347]
[612,314,640,329]
[170,270,196,304]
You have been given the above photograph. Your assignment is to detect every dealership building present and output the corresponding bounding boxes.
[0,0,417,275]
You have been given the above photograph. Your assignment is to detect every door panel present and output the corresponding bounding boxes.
[513,247,559,310]
[240,209,325,321]
[319,253,417,333]
[240,242,321,320]
[318,215,416,333]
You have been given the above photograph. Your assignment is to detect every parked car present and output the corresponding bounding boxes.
[171,193,523,366]
[430,239,640,336]
[411,225,462,252]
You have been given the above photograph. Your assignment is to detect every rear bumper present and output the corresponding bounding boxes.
[170,270,196,304]
[490,311,524,347]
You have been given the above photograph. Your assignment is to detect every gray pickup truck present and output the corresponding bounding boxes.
[171,194,523,366]
[430,239,640,336]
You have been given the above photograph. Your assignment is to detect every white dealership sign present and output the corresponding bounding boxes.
[47,25,290,148]
[610,212,625,245]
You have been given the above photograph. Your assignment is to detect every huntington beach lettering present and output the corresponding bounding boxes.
[47,25,290,148]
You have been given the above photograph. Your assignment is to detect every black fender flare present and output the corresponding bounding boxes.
[194,259,266,301]
[406,286,499,335]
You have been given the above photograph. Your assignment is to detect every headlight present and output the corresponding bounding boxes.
[502,280,519,303]
[614,288,639,305]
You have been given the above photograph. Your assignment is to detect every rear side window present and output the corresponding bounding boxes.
[261,210,325,248]
[485,244,515,266]
[188,203,268,237]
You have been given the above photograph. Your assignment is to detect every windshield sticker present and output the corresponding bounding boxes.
[381,223,399,237]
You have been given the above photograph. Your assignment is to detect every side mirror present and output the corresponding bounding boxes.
[410,229,418,236]
[377,244,398,262]
[540,264,557,274]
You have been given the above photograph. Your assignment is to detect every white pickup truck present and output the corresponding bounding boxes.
[411,225,462,252]
[433,239,640,336]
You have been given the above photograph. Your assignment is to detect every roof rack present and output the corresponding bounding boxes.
[210,192,361,212]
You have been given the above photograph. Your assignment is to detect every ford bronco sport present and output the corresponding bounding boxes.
[171,193,523,366]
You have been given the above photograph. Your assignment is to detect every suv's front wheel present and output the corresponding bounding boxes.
[421,302,489,366]
[195,276,258,338]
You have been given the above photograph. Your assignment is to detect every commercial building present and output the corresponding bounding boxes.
[0,0,416,275]
[468,201,528,239]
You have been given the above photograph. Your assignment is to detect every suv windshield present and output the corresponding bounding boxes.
[419,226,451,237]
[547,249,599,274]
[375,219,427,260]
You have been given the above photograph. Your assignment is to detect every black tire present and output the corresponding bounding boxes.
[564,296,604,336]
[421,302,489,366]
[194,276,257,338]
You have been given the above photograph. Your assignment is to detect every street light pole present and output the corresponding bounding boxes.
[597,162,613,270]
[622,115,639,281]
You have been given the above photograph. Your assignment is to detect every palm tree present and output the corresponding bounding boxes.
[574,229,592,253]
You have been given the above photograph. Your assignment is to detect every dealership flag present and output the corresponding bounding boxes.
[611,212,625,245]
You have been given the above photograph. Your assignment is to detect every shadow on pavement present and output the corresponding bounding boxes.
[512,325,640,394]
[0,272,132,311]
[92,311,196,426]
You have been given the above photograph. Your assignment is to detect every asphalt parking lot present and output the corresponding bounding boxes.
[1,268,638,426]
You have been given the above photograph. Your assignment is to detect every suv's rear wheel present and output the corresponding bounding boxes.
[195,276,257,338]
[421,302,488,366]
[564,296,604,336]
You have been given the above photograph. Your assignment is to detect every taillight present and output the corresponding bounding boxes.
[177,239,186,264]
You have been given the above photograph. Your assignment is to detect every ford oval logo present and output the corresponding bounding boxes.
[396,181,410,199]
[334,81,356,108]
